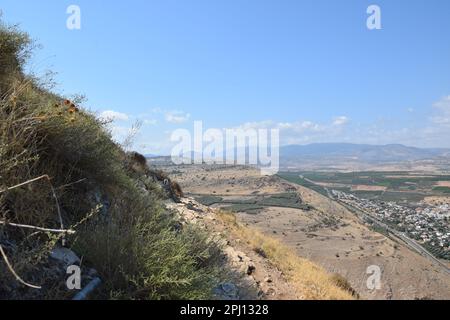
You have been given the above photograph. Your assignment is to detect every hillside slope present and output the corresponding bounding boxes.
[0,20,225,300]
[167,197,355,300]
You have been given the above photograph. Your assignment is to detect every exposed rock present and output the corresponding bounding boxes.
[186,202,203,213]
[264,287,276,296]
[213,282,239,300]
[254,247,267,258]
[127,152,148,173]
[247,263,256,275]
[49,248,80,267]
[173,221,183,233]
[386,286,393,300]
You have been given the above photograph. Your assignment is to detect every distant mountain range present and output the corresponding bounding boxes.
[280,143,450,163]
[145,143,450,169]
[144,154,161,158]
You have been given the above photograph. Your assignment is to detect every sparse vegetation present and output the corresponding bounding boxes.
[216,211,356,300]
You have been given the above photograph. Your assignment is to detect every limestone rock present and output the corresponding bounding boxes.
[49,248,80,267]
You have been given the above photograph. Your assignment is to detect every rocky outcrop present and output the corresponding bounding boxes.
[125,151,184,202]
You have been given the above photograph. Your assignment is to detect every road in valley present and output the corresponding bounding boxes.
[326,188,450,274]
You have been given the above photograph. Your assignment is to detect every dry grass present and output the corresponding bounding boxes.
[216,211,356,300]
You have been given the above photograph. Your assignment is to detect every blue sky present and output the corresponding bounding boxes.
[1,0,450,154]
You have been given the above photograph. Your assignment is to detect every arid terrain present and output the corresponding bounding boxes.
[155,162,450,300]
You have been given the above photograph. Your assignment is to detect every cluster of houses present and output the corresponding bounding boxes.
[331,190,450,260]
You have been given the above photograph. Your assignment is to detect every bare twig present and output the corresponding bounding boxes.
[57,178,87,190]
[71,205,102,230]
[0,220,75,235]
[0,244,41,289]
[49,181,64,230]
[0,175,49,194]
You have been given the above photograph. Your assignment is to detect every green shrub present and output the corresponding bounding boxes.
[74,189,223,299]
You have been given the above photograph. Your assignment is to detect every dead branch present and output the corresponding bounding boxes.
[0,175,49,194]
[57,178,87,190]
[49,180,64,230]
[0,220,75,234]
[0,244,41,289]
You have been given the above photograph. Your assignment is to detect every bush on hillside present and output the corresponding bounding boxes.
[0,19,223,300]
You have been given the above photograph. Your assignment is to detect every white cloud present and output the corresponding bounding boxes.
[296,121,322,132]
[431,95,450,125]
[99,110,129,122]
[433,95,450,109]
[332,116,349,126]
[230,116,349,145]
[98,95,450,152]
[165,111,191,124]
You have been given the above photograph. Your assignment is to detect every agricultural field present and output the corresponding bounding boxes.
[195,192,312,214]
[278,171,450,204]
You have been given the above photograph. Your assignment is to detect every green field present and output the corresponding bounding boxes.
[195,192,311,214]
[276,173,329,196]
[432,186,450,194]
[278,171,450,203]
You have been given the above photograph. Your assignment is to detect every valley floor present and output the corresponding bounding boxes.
[165,164,450,300]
